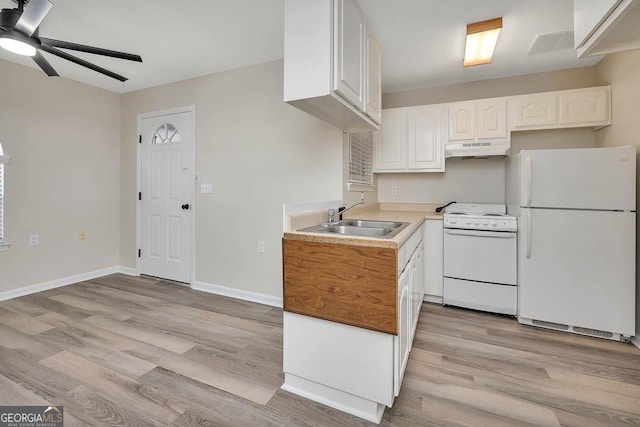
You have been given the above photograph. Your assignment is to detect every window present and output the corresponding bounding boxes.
[0,142,9,251]
[348,132,374,188]
[152,123,181,144]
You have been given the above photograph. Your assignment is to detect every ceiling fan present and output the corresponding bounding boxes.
[0,0,142,82]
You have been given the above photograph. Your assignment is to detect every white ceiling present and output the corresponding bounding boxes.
[0,0,602,94]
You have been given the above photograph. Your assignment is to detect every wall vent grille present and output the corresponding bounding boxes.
[572,326,613,339]
[532,319,569,330]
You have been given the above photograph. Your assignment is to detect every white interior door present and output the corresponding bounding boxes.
[139,111,193,283]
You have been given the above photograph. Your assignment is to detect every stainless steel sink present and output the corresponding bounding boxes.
[298,219,409,239]
[339,219,407,229]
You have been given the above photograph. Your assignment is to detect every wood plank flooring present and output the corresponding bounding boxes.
[0,273,639,426]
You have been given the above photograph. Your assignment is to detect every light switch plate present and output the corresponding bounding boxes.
[200,183,213,193]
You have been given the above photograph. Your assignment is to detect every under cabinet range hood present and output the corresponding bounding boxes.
[445,140,510,158]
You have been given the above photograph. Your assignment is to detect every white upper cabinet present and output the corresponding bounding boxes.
[375,105,445,173]
[445,98,508,159]
[447,99,507,142]
[509,86,611,131]
[333,0,364,107]
[477,99,508,139]
[364,27,382,124]
[283,0,381,131]
[407,106,445,171]
[375,109,407,171]
[511,93,557,129]
[558,88,610,126]
[448,102,476,141]
[574,0,640,58]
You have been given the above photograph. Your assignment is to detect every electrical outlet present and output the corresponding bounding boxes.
[79,230,87,240]
[257,240,265,254]
[200,183,213,193]
[29,234,38,246]
[391,186,398,196]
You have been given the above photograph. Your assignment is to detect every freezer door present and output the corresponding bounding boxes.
[520,147,636,211]
[519,208,635,336]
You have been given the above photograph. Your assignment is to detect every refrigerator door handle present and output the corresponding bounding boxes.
[525,209,532,259]
[525,156,532,207]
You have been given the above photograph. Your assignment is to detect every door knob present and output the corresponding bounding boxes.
[181,203,190,210]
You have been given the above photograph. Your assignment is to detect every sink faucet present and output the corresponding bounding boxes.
[328,192,365,223]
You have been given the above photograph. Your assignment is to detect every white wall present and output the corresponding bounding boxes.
[120,60,343,299]
[0,59,121,293]
[378,125,596,205]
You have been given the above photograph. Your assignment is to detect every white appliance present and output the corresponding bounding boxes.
[506,146,636,341]
[443,203,518,315]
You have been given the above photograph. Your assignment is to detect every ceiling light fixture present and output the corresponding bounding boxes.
[463,17,502,67]
[0,34,37,57]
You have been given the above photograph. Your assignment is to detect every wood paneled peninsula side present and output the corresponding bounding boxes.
[281,205,441,423]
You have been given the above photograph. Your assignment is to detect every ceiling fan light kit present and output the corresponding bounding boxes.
[0,0,142,81]
[463,17,502,67]
[0,34,35,56]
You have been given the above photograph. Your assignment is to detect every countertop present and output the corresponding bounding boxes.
[283,203,443,249]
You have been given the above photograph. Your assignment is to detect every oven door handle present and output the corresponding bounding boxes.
[444,229,516,238]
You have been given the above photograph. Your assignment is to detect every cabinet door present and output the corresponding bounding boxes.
[394,269,410,397]
[558,87,610,126]
[448,101,476,141]
[375,109,407,170]
[333,0,364,109]
[364,26,381,124]
[477,98,507,139]
[409,244,423,339]
[510,93,557,129]
[424,220,443,298]
[408,105,444,171]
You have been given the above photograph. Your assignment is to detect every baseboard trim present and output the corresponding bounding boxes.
[423,295,443,304]
[192,281,282,308]
[118,266,138,276]
[632,336,640,350]
[0,266,121,302]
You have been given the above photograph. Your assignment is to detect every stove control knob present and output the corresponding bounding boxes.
[466,219,472,225]
[491,220,498,227]
[450,218,457,224]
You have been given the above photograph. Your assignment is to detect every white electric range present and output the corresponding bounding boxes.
[442,203,518,315]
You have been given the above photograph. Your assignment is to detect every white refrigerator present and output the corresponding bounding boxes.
[506,146,636,340]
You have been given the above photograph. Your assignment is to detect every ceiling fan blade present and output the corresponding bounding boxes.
[39,45,128,82]
[39,37,143,62]
[32,50,58,76]
[14,0,53,37]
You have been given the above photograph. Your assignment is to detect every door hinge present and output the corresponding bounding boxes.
[138,249,141,258]
[138,135,142,144]
[138,191,142,201]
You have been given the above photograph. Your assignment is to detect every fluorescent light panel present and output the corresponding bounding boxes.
[464,17,502,67]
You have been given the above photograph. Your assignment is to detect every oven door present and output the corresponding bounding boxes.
[443,228,517,285]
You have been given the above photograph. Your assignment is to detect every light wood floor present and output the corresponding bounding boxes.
[0,274,639,426]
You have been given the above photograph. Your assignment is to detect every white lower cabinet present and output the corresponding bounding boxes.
[282,225,425,424]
